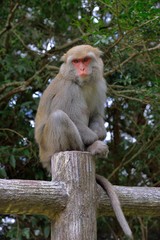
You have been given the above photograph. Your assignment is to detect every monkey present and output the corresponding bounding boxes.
[35,45,133,239]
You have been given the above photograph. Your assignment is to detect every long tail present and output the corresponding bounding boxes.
[96,174,133,239]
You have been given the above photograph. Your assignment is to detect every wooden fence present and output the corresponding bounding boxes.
[0,151,160,239]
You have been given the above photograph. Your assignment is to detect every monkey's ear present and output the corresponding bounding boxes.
[94,47,103,57]
[60,54,67,62]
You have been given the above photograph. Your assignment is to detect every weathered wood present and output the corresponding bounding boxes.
[0,179,68,218]
[51,151,97,240]
[0,171,160,218]
[97,184,160,217]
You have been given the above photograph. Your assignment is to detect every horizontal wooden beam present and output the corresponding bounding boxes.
[0,178,160,218]
[97,184,160,217]
[0,179,68,218]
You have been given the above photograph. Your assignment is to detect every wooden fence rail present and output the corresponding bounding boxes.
[0,151,160,239]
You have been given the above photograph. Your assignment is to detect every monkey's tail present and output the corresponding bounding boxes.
[96,174,133,240]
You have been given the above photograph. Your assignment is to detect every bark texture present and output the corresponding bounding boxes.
[51,151,97,240]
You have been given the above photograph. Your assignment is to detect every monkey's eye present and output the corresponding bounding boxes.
[83,57,91,63]
[72,59,79,64]
[83,57,89,62]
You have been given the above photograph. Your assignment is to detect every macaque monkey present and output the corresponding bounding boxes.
[35,45,133,239]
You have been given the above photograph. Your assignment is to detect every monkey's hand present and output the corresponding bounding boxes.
[87,140,109,158]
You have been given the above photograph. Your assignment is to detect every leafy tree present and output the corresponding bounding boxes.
[0,0,159,239]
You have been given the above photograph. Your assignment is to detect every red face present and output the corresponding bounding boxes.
[72,57,92,77]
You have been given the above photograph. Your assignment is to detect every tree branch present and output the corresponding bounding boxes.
[0,3,19,37]
[108,129,160,180]
[0,62,49,103]
[105,44,160,77]
[45,33,91,56]
[106,16,159,53]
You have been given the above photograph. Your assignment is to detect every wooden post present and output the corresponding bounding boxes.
[51,151,97,240]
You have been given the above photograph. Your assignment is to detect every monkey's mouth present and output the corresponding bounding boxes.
[73,76,90,86]
[79,72,88,77]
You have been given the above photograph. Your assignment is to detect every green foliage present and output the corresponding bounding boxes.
[0,215,50,240]
[0,0,159,239]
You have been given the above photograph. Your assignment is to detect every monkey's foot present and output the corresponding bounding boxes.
[87,140,109,157]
